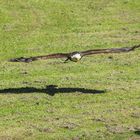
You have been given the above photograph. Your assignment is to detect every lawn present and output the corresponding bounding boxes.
[0,0,140,139]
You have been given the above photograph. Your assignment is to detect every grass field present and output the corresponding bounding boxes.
[0,0,140,139]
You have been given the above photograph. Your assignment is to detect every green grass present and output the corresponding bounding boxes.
[0,0,140,139]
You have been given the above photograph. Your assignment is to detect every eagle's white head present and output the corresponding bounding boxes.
[70,52,82,62]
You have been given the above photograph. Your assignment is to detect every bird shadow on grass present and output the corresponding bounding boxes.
[134,130,140,135]
[0,85,106,96]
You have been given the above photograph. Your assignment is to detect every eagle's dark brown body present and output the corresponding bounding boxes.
[9,44,140,63]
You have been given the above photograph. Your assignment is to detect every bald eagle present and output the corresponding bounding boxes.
[9,44,140,63]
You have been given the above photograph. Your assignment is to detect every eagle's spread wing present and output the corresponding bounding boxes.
[9,53,68,63]
[81,44,140,56]
[9,44,140,63]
